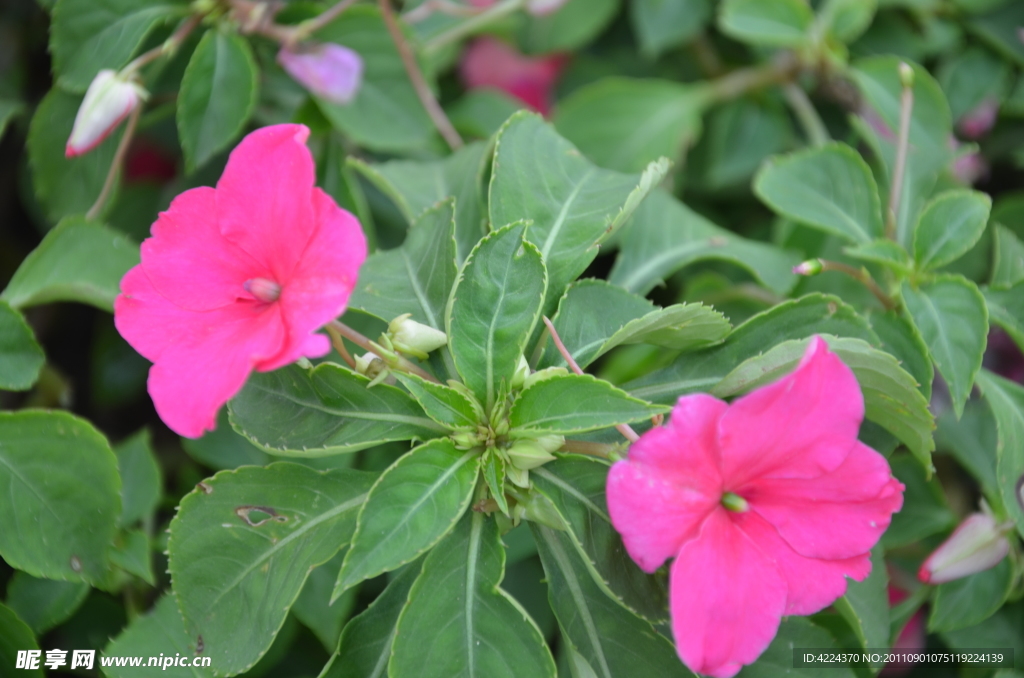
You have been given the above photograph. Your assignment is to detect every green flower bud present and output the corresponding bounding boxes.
[452,430,480,450]
[507,439,557,471]
[534,434,565,453]
[354,352,386,379]
[388,313,447,357]
[519,491,566,530]
[507,465,530,488]
[511,355,531,389]
[523,366,568,390]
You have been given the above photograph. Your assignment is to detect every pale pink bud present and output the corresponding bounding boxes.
[66,69,146,158]
[527,0,569,15]
[792,259,823,276]
[277,43,363,105]
[958,99,999,140]
[918,513,1011,584]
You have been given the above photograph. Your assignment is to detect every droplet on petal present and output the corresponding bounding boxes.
[278,43,363,105]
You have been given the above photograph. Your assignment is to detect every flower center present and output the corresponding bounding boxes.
[721,492,749,513]
[243,277,282,303]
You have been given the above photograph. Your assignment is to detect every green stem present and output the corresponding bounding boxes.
[783,83,829,147]
[818,259,898,311]
[706,52,800,104]
[86,106,140,221]
[328,320,441,383]
[886,64,915,241]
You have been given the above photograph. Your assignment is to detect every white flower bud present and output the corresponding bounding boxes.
[507,439,557,471]
[388,313,447,357]
[66,70,146,158]
[918,513,1012,584]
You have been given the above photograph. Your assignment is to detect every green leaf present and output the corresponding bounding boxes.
[177,29,258,172]
[510,375,667,434]
[518,0,619,53]
[482,451,508,515]
[554,78,707,173]
[114,429,161,527]
[630,0,711,57]
[1,216,139,311]
[929,557,1013,633]
[718,0,813,47]
[348,199,459,378]
[489,111,666,312]
[110,529,155,585]
[610,189,800,296]
[391,511,556,678]
[0,410,120,584]
[0,603,42,678]
[27,89,124,223]
[0,301,44,391]
[913,190,992,270]
[320,560,422,678]
[448,221,547,411]
[168,463,374,675]
[50,0,186,91]
[937,46,1010,122]
[532,457,668,622]
[744,618,856,677]
[5,572,89,635]
[336,440,480,595]
[394,373,480,430]
[991,224,1024,288]
[627,294,878,404]
[818,0,877,43]
[834,548,889,668]
[0,99,24,141]
[229,363,446,457]
[540,280,657,369]
[883,453,955,547]
[754,143,884,244]
[101,595,213,677]
[711,335,935,468]
[985,282,1024,353]
[843,239,913,274]
[975,370,1024,539]
[902,276,988,418]
[348,144,487,264]
[314,6,434,153]
[602,303,731,353]
[448,90,523,140]
[532,524,694,678]
[936,400,1000,507]
[869,310,933,400]
[293,550,357,652]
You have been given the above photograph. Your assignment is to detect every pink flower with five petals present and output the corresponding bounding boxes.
[115,124,367,438]
[607,336,905,678]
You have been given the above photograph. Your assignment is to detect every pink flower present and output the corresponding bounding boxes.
[66,69,146,157]
[918,513,1011,584]
[114,124,367,438]
[606,337,905,678]
[278,43,363,105]
[459,37,566,115]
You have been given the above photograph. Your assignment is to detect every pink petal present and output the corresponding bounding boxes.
[606,395,725,572]
[718,336,865,486]
[216,124,317,282]
[743,441,904,560]
[278,44,363,105]
[141,187,265,312]
[259,188,367,371]
[735,510,872,615]
[670,509,787,678]
[115,266,285,438]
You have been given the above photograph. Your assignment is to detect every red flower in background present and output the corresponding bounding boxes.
[459,37,566,115]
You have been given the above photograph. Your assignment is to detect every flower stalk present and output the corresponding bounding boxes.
[86,106,140,220]
[328,320,441,383]
[886,62,915,241]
